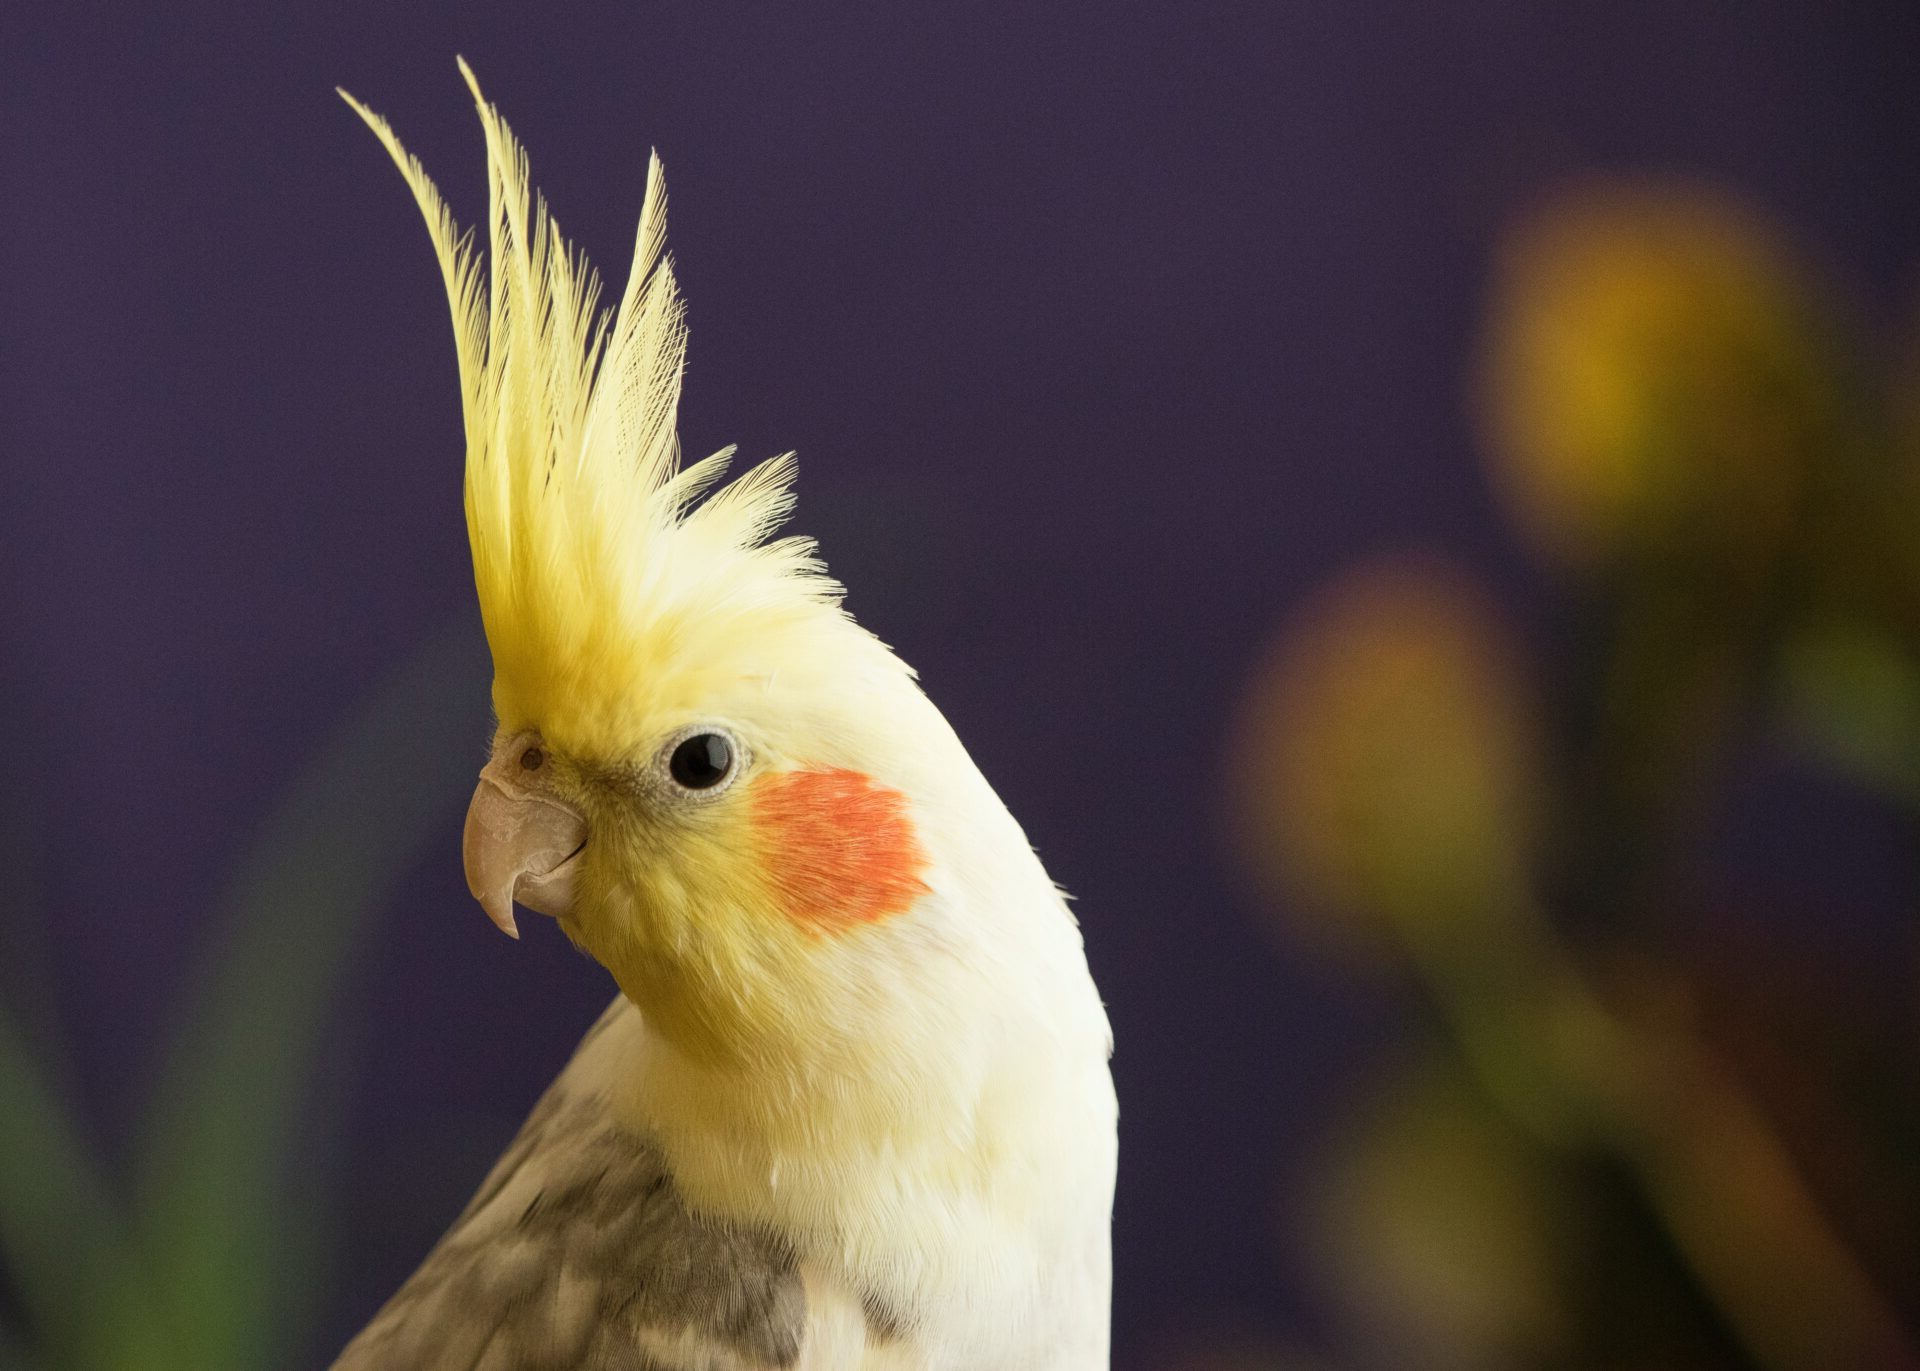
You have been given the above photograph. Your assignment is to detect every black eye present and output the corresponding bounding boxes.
[668,732,734,790]
[519,745,545,772]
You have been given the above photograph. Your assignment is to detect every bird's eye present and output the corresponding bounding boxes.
[519,745,546,772]
[668,732,735,790]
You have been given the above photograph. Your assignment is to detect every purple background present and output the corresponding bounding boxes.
[7,2,1920,1364]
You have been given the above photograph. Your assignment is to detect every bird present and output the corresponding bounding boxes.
[331,61,1117,1371]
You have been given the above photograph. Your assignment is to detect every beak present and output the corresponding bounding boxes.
[461,766,587,939]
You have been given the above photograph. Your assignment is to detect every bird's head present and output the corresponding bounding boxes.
[342,65,1033,1070]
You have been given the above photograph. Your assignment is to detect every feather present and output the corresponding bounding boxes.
[331,1001,813,1371]
[339,63,848,760]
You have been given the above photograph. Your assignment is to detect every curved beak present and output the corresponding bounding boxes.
[461,770,587,939]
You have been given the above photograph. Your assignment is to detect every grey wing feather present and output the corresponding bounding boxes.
[331,999,806,1371]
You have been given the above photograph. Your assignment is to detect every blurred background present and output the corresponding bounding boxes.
[6,2,1920,1368]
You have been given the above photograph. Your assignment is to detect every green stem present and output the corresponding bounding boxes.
[1398,903,1916,1371]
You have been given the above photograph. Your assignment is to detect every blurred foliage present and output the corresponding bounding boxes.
[1235,180,1920,1370]
[0,623,483,1371]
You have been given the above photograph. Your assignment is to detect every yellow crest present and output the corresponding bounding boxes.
[341,62,841,757]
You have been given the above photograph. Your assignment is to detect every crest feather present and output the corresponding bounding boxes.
[341,62,847,753]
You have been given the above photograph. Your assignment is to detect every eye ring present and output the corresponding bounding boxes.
[656,724,747,799]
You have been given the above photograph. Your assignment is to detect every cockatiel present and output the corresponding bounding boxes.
[331,62,1117,1371]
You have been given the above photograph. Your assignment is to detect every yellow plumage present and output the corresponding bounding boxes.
[341,61,850,763]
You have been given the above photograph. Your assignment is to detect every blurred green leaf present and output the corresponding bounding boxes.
[0,1005,168,1371]
[129,617,487,1371]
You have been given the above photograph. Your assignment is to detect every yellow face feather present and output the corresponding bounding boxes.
[339,61,862,765]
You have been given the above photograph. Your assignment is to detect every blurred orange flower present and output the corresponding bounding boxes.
[1229,557,1540,957]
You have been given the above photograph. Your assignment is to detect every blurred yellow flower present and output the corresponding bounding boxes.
[1229,557,1540,956]
[1479,181,1834,570]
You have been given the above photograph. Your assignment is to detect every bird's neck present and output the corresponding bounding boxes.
[596,862,1113,1351]
[611,917,1057,1219]
[608,961,1115,1363]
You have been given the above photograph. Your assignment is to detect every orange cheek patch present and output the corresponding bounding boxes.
[749,769,931,933]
